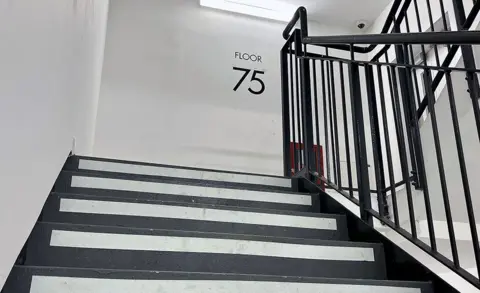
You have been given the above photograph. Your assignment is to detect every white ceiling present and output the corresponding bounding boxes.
[285,0,393,31]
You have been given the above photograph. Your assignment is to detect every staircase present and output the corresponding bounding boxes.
[2,155,433,293]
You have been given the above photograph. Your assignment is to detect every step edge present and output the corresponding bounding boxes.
[50,192,345,220]
[10,265,433,288]
[35,221,380,248]
[61,170,304,196]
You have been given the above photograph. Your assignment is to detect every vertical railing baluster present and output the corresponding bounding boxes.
[446,71,480,275]
[349,46,372,225]
[281,41,291,177]
[331,62,342,187]
[322,56,330,181]
[340,62,354,198]
[320,60,328,181]
[288,42,297,173]
[387,61,417,237]
[312,60,323,180]
[294,33,303,169]
[448,0,480,271]
[400,44,436,250]
[393,27,420,189]
[423,69,459,267]
[365,64,387,218]
[326,61,337,180]
[299,41,315,173]
[376,63,399,225]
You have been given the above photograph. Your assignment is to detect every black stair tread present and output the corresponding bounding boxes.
[69,155,290,180]
[54,171,312,212]
[32,221,368,246]
[43,193,348,240]
[25,222,386,280]
[68,168,293,192]
[4,266,433,293]
[56,170,304,195]
[48,191,338,219]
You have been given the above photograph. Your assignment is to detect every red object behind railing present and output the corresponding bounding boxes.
[289,142,324,190]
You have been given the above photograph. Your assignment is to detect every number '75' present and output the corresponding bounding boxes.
[233,67,265,95]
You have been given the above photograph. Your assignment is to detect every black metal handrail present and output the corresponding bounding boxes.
[304,30,480,45]
[285,0,480,121]
[280,1,480,289]
[283,0,406,54]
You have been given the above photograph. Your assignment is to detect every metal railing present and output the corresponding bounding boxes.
[281,0,480,288]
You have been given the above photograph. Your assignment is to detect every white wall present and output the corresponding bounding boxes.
[0,0,109,289]
[93,0,355,176]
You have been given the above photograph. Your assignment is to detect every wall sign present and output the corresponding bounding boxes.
[233,52,265,95]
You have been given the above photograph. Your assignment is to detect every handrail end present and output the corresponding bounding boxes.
[282,6,308,40]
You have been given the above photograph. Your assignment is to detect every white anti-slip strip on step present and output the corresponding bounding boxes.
[49,230,375,262]
[59,198,337,230]
[30,276,423,293]
[79,159,292,188]
[70,176,311,206]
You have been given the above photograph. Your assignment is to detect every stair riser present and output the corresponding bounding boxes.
[26,224,386,280]
[42,196,348,240]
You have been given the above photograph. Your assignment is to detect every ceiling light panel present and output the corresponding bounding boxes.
[200,0,297,22]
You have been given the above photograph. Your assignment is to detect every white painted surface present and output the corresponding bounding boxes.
[30,276,423,293]
[79,159,291,187]
[50,230,375,261]
[71,176,311,206]
[0,0,109,288]
[93,0,355,175]
[60,198,335,230]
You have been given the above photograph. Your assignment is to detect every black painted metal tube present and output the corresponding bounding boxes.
[304,30,480,46]
[388,64,417,237]
[280,43,291,177]
[423,69,458,266]
[288,42,298,173]
[294,36,303,169]
[329,61,340,185]
[365,65,387,218]
[339,62,354,197]
[323,55,331,181]
[446,71,480,276]
[312,60,322,177]
[376,63,399,225]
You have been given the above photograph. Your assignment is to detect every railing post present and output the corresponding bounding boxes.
[294,30,315,176]
[348,57,373,225]
[281,41,292,177]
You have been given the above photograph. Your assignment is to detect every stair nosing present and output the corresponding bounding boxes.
[50,191,343,219]
[61,170,304,195]
[35,221,379,248]
[12,265,433,288]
